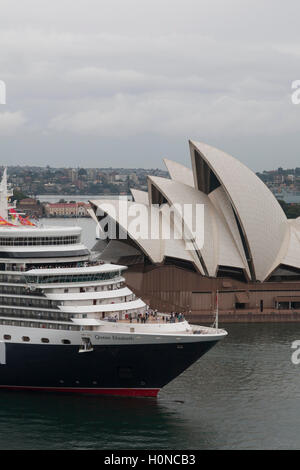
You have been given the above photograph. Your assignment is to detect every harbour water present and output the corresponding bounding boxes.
[0,322,300,450]
[0,218,300,449]
[37,195,131,203]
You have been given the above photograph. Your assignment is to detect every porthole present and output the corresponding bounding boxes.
[22,336,30,342]
[61,339,71,344]
[3,334,11,340]
[41,338,49,343]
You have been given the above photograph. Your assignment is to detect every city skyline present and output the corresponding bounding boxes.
[2,162,299,197]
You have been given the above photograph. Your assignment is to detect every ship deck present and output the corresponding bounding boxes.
[103,317,223,335]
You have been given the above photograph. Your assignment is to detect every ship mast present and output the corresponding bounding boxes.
[0,168,14,221]
[0,168,8,220]
[215,289,219,330]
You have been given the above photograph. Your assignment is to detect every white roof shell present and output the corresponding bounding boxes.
[90,141,300,282]
[163,158,194,187]
[190,141,290,281]
[91,198,199,269]
[90,199,164,263]
[282,224,300,270]
[130,189,149,205]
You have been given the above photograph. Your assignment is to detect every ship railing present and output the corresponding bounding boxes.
[102,314,186,324]
[192,325,226,335]
[1,260,106,273]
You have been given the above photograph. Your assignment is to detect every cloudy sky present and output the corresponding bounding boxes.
[0,0,300,170]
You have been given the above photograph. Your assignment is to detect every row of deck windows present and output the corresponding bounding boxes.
[0,236,80,246]
[0,285,42,295]
[62,282,124,293]
[0,273,123,286]
[0,283,123,295]
[62,294,135,306]
[0,297,59,309]
[0,318,79,331]
[26,271,121,284]
[0,274,25,284]
[0,307,71,322]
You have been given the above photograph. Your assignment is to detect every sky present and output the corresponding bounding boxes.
[0,0,300,171]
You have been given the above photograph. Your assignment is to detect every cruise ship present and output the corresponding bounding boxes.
[0,171,227,397]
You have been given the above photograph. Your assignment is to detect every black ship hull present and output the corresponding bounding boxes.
[0,340,218,397]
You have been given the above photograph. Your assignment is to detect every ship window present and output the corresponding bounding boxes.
[61,339,71,344]
[22,336,30,342]
[0,235,79,246]
[3,334,11,340]
[41,338,49,343]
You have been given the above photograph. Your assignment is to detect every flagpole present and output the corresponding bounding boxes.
[216,290,219,330]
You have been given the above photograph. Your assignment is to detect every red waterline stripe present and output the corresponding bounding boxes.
[0,385,160,398]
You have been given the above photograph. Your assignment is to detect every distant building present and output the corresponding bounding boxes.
[45,202,90,217]
[115,174,128,182]
[17,198,44,218]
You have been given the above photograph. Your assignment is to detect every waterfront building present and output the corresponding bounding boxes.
[90,140,300,323]
[17,198,44,218]
[45,202,90,218]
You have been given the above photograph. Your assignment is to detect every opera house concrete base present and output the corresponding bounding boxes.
[123,264,300,324]
[90,140,300,323]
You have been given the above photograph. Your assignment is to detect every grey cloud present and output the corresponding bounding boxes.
[0,0,299,169]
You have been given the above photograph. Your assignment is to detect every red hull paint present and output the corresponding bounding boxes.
[0,385,160,398]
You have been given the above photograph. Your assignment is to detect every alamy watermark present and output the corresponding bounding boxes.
[95,201,205,251]
[291,340,300,364]
[291,80,300,104]
[0,80,6,104]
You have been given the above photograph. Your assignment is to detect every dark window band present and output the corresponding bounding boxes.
[0,249,89,259]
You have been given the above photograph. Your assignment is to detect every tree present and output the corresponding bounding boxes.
[278,200,300,219]
[11,189,28,202]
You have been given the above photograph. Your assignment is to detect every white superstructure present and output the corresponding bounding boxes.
[0,170,226,344]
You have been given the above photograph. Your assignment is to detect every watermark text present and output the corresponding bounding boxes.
[95,201,205,251]
[0,80,6,104]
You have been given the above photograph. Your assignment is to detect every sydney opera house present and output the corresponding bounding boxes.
[90,141,300,322]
